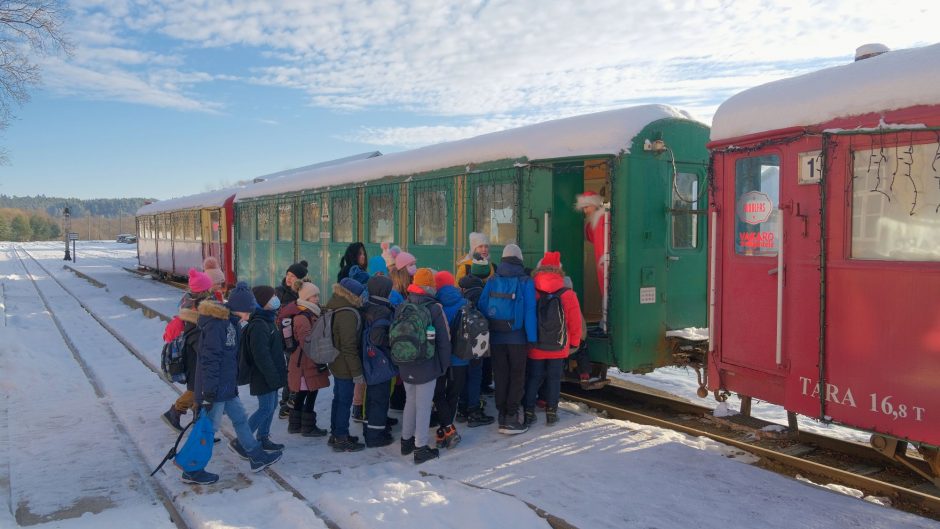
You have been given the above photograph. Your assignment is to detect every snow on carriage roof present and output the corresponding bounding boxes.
[136,151,383,215]
[711,42,940,142]
[236,105,698,201]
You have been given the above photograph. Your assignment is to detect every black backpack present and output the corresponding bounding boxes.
[452,304,490,360]
[236,321,258,386]
[535,288,568,351]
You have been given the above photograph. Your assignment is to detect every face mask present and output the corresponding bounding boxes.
[407,264,417,276]
[267,296,281,311]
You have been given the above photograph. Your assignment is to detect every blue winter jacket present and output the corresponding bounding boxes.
[436,285,469,367]
[479,257,537,345]
[194,300,242,403]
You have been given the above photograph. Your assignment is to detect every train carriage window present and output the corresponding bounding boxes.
[369,193,395,244]
[414,189,447,246]
[163,217,171,240]
[173,214,184,240]
[277,203,293,242]
[238,207,251,240]
[332,196,354,243]
[672,172,699,249]
[257,206,271,241]
[302,201,320,241]
[474,182,517,245]
[734,155,780,256]
[210,211,220,243]
[193,211,202,241]
[851,141,940,261]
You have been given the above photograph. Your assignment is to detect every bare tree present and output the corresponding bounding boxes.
[0,1,70,161]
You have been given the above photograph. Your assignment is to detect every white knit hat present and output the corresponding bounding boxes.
[575,191,604,211]
[502,243,523,261]
[468,232,489,253]
[298,281,320,301]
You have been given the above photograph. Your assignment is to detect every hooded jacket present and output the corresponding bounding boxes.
[283,301,331,392]
[194,300,241,402]
[529,266,584,360]
[479,257,537,345]
[324,282,364,379]
[458,275,484,307]
[244,308,288,396]
[178,307,201,391]
[396,286,451,384]
[435,285,469,367]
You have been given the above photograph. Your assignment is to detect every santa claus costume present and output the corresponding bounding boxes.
[576,191,608,299]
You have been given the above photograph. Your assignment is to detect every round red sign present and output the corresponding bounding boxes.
[736,191,774,225]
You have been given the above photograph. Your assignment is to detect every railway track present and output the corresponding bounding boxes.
[561,382,940,520]
[14,247,345,529]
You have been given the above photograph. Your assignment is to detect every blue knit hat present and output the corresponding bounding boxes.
[226,281,256,313]
[368,255,389,277]
[338,277,365,298]
[347,265,371,285]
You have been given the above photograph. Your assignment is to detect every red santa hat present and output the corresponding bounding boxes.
[575,191,603,211]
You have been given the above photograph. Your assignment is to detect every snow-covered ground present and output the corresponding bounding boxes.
[1,240,937,529]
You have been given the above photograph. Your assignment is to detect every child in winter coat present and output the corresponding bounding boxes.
[186,282,281,485]
[396,268,451,464]
[229,286,288,457]
[478,244,537,434]
[203,256,226,301]
[359,275,398,447]
[283,281,330,437]
[523,252,583,425]
[162,269,213,432]
[455,232,497,282]
[432,271,469,448]
[325,278,367,452]
[456,268,496,428]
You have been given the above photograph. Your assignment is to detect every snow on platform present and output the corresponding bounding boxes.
[2,241,939,529]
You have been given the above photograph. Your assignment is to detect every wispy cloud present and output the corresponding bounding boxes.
[51,0,940,140]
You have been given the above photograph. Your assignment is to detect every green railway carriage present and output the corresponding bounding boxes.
[233,105,710,376]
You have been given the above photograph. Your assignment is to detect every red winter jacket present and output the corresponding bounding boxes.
[528,267,584,360]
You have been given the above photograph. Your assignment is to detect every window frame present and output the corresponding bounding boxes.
[470,178,519,247]
[331,193,356,244]
[412,186,450,247]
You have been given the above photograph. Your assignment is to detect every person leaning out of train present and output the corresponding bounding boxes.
[162,268,213,432]
[390,251,417,296]
[338,242,368,283]
[202,256,226,302]
[187,282,282,485]
[576,191,608,300]
[432,270,469,449]
[455,232,497,282]
[276,260,308,306]
[228,286,289,459]
[523,251,583,426]
[478,244,537,435]
[325,277,368,452]
[456,256,496,427]
[396,268,452,464]
[283,280,330,437]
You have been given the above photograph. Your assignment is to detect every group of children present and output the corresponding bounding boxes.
[159,232,590,486]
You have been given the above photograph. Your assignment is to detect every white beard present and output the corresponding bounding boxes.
[587,207,606,230]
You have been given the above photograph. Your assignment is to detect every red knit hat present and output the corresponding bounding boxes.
[434,270,455,290]
[541,251,562,268]
[188,268,212,293]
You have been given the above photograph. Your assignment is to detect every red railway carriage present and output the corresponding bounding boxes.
[707,43,940,483]
[136,189,236,288]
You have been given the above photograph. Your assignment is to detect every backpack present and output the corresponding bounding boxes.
[389,301,436,365]
[302,307,361,365]
[535,288,569,351]
[236,320,257,386]
[280,313,299,352]
[161,330,188,384]
[361,316,397,384]
[150,409,214,476]
[479,276,525,333]
[452,304,490,360]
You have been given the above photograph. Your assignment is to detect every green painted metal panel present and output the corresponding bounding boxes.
[273,198,297,289]
[408,176,455,272]
[295,195,328,297]
[549,163,585,301]
[326,190,359,285]
[235,202,254,287]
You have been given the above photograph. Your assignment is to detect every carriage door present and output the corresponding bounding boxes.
[665,164,707,328]
[274,200,296,284]
[204,209,223,265]
[719,153,784,373]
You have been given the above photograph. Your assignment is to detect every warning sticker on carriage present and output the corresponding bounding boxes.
[737,191,774,225]
[639,287,656,304]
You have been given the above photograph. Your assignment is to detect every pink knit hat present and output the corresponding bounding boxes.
[394,251,416,272]
[188,268,213,293]
[204,267,225,287]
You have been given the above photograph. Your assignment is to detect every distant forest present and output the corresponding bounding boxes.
[0,195,153,218]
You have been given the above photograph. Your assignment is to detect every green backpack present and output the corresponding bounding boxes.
[389,300,436,365]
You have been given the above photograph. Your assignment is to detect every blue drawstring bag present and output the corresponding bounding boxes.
[151,409,214,476]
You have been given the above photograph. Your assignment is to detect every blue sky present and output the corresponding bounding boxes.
[0,0,937,199]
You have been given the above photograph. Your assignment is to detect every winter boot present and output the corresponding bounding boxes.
[385,416,399,427]
[351,404,365,423]
[435,427,447,448]
[258,436,285,451]
[497,410,507,429]
[467,408,495,427]
[247,446,282,472]
[181,469,219,485]
[546,407,559,425]
[228,438,250,460]
[278,391,295,419]
[331,435,365,452]
[498,413,528,435]
[441,425,461,449]
[287,409,302,434]
[364,427,394,448]
[328,434,359,447]
[524,408,537,426]
[455,407,468,423]
[401,437,416,456]
[301,411,327,437]
[162,406,184,432]
[413,445,440,465]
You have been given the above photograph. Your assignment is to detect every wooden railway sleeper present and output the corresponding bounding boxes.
[871,435,940,488]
